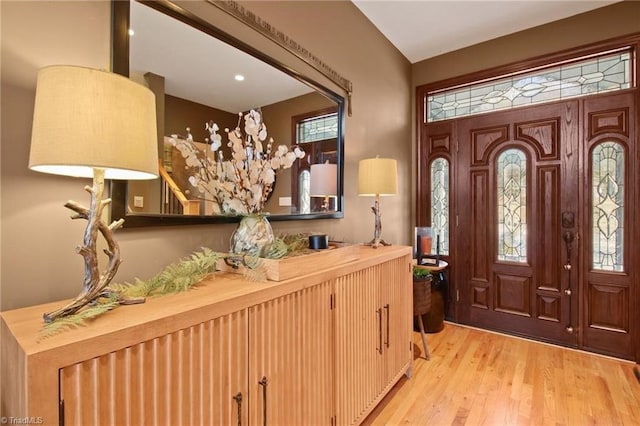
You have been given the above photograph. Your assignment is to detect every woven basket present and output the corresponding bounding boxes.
[413,278,432,315]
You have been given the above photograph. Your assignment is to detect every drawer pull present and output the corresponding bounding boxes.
[377,308,383,354]
[384,304,390,348]
[259,376,269,426]
[233,392,242,426]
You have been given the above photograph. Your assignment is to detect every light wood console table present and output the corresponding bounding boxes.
[1,245,412,426]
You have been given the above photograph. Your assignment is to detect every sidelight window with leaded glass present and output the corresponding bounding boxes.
[497,149,527,263]
[430,158,449,255]
[591,141,625,271]
[426,49,631,122]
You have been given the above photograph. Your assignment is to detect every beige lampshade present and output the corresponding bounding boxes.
[310,162,337,196]
[29,65,159,180]
[358,157,397,196]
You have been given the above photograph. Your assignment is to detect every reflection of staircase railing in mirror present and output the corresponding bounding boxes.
[158,159,200,215]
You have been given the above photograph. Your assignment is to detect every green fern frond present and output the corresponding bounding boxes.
[39,248,222,337]
[191,247,218,270]
[39,296,120,340]
[112,278,148,299]
[122,248,220,297]
[280,233,309,254]
[266,238,288,259]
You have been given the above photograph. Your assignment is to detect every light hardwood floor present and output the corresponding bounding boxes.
[363,323,640,425]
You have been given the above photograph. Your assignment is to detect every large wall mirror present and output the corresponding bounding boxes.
[111,0,345,226]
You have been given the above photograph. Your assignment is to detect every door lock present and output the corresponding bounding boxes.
[562,211,575,228]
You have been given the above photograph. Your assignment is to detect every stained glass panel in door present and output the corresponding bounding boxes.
[497,149,527,263]
[592,141,625,271]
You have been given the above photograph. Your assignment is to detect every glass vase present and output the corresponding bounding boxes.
[230,214,274,257]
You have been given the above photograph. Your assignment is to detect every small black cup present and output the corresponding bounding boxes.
[309,234,329,249]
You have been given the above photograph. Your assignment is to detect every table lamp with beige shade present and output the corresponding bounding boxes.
[358,156,398,248]
[28,65,159,322]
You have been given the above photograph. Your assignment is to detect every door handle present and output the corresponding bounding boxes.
[562,231,574,263]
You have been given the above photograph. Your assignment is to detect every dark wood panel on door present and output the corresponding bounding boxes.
[456,101,579,348]
[451,92,637,360]
[581,92,636,359]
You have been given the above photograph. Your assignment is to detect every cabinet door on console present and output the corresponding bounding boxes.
[334,256,412,426]
[248,281,334,425]
[334,266,382,425]
[379,256,413,391]
[59,310,249,426]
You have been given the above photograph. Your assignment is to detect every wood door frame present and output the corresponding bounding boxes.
[416,33,640,362]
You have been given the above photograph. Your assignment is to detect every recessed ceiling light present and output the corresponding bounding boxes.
[234,74,245,81]
[128,29,135,36]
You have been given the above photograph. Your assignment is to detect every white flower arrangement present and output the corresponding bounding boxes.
[169,109,305,215]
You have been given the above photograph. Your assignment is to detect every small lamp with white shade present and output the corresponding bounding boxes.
[310,161,337,212]
[358,156,398,248]
[28,65,159,322]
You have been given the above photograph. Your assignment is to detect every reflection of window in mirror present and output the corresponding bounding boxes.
[291,108,339,212]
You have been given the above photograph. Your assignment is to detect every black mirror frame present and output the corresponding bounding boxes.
[110,0,345,227]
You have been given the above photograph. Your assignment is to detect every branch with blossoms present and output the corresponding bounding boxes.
[169,109,305,215]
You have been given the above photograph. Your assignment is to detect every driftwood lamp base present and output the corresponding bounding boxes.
[366,195,392,249]
[43,168,130,323]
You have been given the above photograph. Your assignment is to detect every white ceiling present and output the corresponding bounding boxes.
[353,0,620,64]
[130,1,313,113]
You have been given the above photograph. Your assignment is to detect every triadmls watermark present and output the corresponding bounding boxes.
[0,417,44,425]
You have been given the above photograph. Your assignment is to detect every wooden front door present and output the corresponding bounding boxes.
[454,92,636,359]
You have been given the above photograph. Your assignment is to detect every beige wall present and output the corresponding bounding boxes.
[0,0,411,310]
